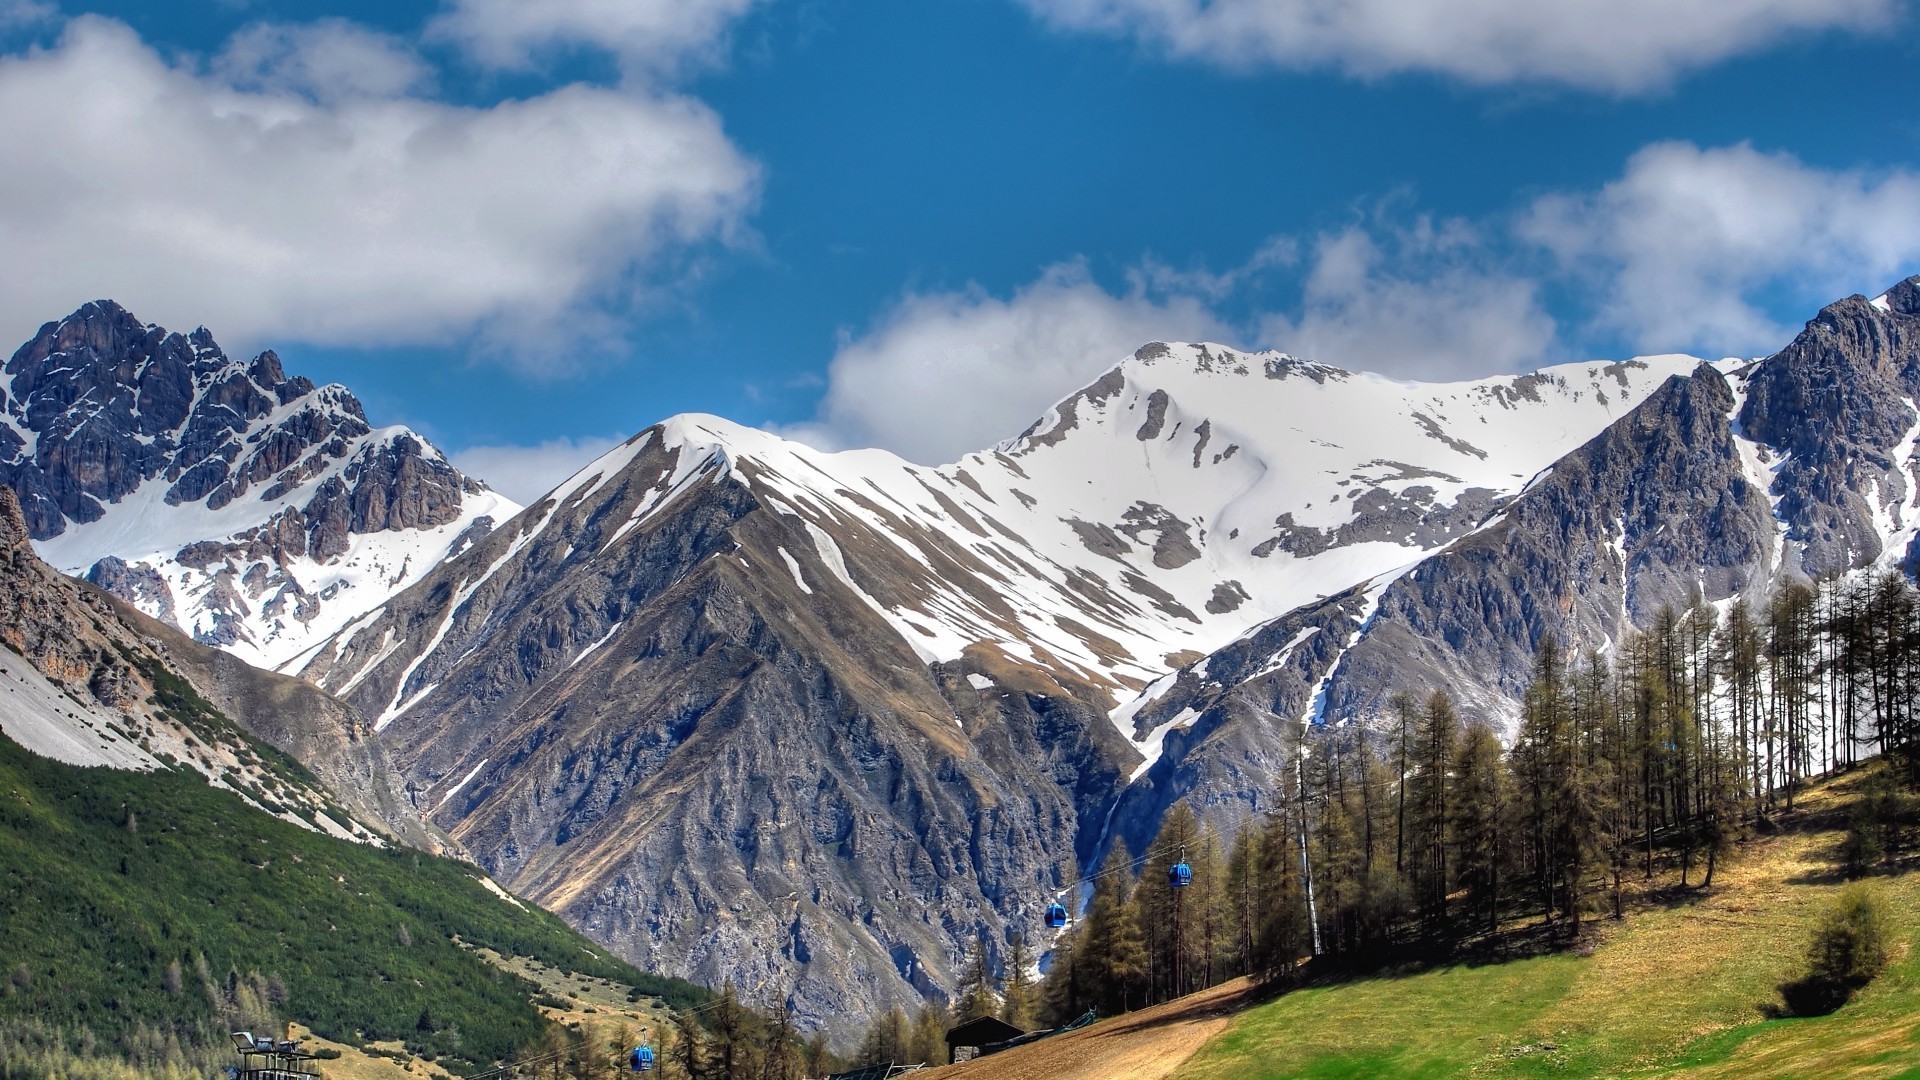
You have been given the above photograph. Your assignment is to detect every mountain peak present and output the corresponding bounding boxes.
[2,302,518,669]
[1872,274,1920,317]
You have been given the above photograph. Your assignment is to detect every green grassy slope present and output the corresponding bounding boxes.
[1174,767,1920,1080]
[0,731,707,1070]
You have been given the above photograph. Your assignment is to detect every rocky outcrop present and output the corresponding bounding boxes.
[2,301,516,668]
[1740,282,1920,575]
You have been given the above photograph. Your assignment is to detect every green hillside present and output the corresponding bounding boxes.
[1172,765,1920,1080]
[0,730,708,1075]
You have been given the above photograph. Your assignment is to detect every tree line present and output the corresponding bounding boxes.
[712,570,1920,1074]
[1007,570,1920,1027]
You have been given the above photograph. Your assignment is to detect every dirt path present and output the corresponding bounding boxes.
[928,979,1255,1080]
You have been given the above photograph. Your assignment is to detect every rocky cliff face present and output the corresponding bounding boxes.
[0,485,430,847]
[1,301,516,669]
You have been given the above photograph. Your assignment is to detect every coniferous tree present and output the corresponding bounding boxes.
[907,1005,946,1067]
[953,937,997,1022]
[1001,934,1037,1030]
[1407,691,1460,925]
[760,1002,799,1080]
[1037,922,1086,1025]
[671,1006,706,1080]
[1221,825,1259,979]
[1254,813,1309,979]
[1450,721,1511,933]
[1080,841,1146,1012]
[801,1033,833,1079]
[709,982,750,1080]
[855,1006,909,1067]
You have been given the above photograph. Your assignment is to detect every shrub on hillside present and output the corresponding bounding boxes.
[1842,773,1910,878]
[1776,884,1891,1016]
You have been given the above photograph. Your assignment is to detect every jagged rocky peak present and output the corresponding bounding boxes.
[0,300,519,669]
[1736,274,1920,576]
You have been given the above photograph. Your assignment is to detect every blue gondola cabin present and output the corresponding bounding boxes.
[630,1046,655,1072]
[1169,862,1193,887]
[1045,902,1068,928]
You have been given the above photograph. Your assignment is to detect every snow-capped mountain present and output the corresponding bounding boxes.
[1,301,518,669]
[289,335,1703,1033]
[1098,277,1920,862]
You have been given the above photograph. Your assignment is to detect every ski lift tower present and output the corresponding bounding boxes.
[226,1031,322,1080]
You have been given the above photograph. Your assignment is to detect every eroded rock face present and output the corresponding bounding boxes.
[1,301,513,667]
[1739,284,1920,576]
[298,431,1133,1041]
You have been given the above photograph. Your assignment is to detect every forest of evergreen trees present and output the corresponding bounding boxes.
[841,569,1920,1062]
[603,569,1920,1078]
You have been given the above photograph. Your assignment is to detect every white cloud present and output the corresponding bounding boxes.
[0,16,759,361]
[0,0,55,29]
[1261,218,1557,379]
[214,19,434,103]
[451,435,629,504]
[783,262,1235,464]
[429,0,765,75]
[1018,0,1896,92]
[1522,141,1920,356]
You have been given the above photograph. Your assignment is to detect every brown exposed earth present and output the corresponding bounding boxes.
[932,979,1256,1080]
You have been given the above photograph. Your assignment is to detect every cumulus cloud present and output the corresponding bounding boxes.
[1018,0,1897,92]
[0,15,759,360]
[1261,218,1557,379]
[451,435,630,504]
[782,262,1235,464]
[429,0,765,75]
[1522,141,1920,356]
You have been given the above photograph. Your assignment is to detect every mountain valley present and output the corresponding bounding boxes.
[8,279,1920,1045]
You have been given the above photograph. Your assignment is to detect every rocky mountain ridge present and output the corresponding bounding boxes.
[285,332,1717,1037]
[11,279,1919,1047]
[2,301,517,669]
[1102,278,1920,859]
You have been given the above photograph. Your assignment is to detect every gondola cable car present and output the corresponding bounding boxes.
[1169,842,1193,888]
[629,1044,655,1072]
[1044,901,1069,928]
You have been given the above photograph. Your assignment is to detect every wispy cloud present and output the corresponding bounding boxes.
[1017,0,1898,92]
[428,0,768,78]
[789,139,1920,462]
[778,260,1234,464]
[451,435,630,504]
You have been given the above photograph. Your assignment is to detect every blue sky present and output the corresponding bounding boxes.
[1,0,1917,499]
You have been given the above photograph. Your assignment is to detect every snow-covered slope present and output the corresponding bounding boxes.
[309,341,1697,756]
[1090,280,1920,864]
[1,301,518,669]
[286,338,1699,1035]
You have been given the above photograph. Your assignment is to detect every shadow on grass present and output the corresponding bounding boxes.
[1764,972,1875,1019]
